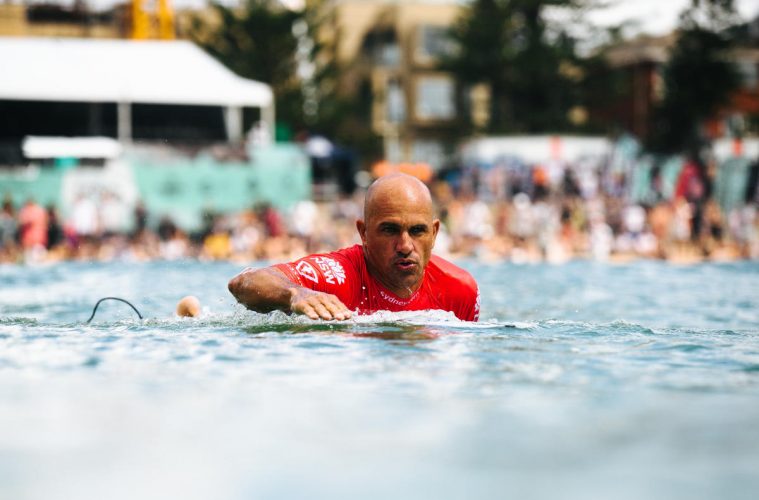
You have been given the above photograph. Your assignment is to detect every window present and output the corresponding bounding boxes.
[386,78,405,124]
[416,25,454,64]
[377,43,401,67]
[385,137,402,164]
[415,76,455,121]
[411,140,445,170]
[737,60,758,89]
[362,29,400,67]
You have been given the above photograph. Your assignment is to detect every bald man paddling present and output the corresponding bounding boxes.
[226,173,479,321]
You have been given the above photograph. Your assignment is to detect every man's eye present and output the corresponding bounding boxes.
[410,226,427,236]
[381,226,398,234]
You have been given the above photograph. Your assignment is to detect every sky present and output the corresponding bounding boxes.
[42,0,759,38]
[582,0,759,36]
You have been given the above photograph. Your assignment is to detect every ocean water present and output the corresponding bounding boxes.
[0,259,758,500]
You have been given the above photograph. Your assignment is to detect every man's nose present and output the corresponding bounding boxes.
[396,231,413,254]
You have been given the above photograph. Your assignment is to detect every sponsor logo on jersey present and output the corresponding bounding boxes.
[378,289,418,306]
[296,261,319,284]
[314,257,346,285]
[379,290,407,306]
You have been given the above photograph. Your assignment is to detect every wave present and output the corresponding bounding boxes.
[0,307,548,335]
[17,309,746,340]
[540,318,657,334]
[0,317,39,326]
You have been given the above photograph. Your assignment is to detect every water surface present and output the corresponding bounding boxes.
[1,259,758,500]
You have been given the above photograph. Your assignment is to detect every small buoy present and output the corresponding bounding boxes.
[176,295,201,318]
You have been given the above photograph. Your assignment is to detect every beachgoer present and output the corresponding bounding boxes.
[226,173,480,321]
[0,196,16,248]
[46,205,64,249]
[18,198,48,250]
[70,194,99,238]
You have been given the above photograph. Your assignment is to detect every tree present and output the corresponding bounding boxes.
[648,0,742,154]
[187,0,372,149]
[188,0,302,136]
[443,0,596,134]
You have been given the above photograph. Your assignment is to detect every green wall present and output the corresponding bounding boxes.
[131,145,311,229]
[0,144,311,231]
[0,166,64,208]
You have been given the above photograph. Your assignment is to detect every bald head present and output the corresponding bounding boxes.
[363,173,433,222]
[356,173,440,297]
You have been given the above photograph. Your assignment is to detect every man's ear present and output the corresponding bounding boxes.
[432,219,440,239]
[356,219,367,244]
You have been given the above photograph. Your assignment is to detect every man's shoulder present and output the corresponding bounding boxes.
[427,254,479,321]
[428,254,478,291]
[332,244,363,261]
[283,245,363,287]
[307,245,363,271]
[289,244,362,264]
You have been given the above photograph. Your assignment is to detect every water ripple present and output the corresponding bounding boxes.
[1,260,758,500]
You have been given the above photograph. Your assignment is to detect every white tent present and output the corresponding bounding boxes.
[460,136,612,165]
[0,37,275,142]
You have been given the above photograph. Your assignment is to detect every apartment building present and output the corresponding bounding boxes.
[602,33,759,141]
[0,2,126,38]
[331,0,464,169]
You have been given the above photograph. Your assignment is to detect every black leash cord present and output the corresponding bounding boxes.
[86,297,144,323]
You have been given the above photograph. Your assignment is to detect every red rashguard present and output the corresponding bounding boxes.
[274,244,480,321]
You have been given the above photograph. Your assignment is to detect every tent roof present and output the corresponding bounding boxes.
[0,37,273,108]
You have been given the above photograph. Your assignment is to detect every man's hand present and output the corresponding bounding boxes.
[289,287,352,321]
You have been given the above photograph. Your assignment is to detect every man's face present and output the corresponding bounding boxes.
[357,189,439,297]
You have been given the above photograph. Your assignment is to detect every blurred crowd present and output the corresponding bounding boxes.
[1,149,758,266]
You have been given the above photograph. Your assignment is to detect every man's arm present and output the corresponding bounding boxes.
[228,267,352,321]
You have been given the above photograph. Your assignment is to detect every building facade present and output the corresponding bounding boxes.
[331,0,463,170]
[0,2,127,38]
[602,33,759,142]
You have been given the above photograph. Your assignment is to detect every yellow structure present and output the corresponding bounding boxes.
[157,0,176,40]
[132,0,176,40]
[131,0,151,39]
